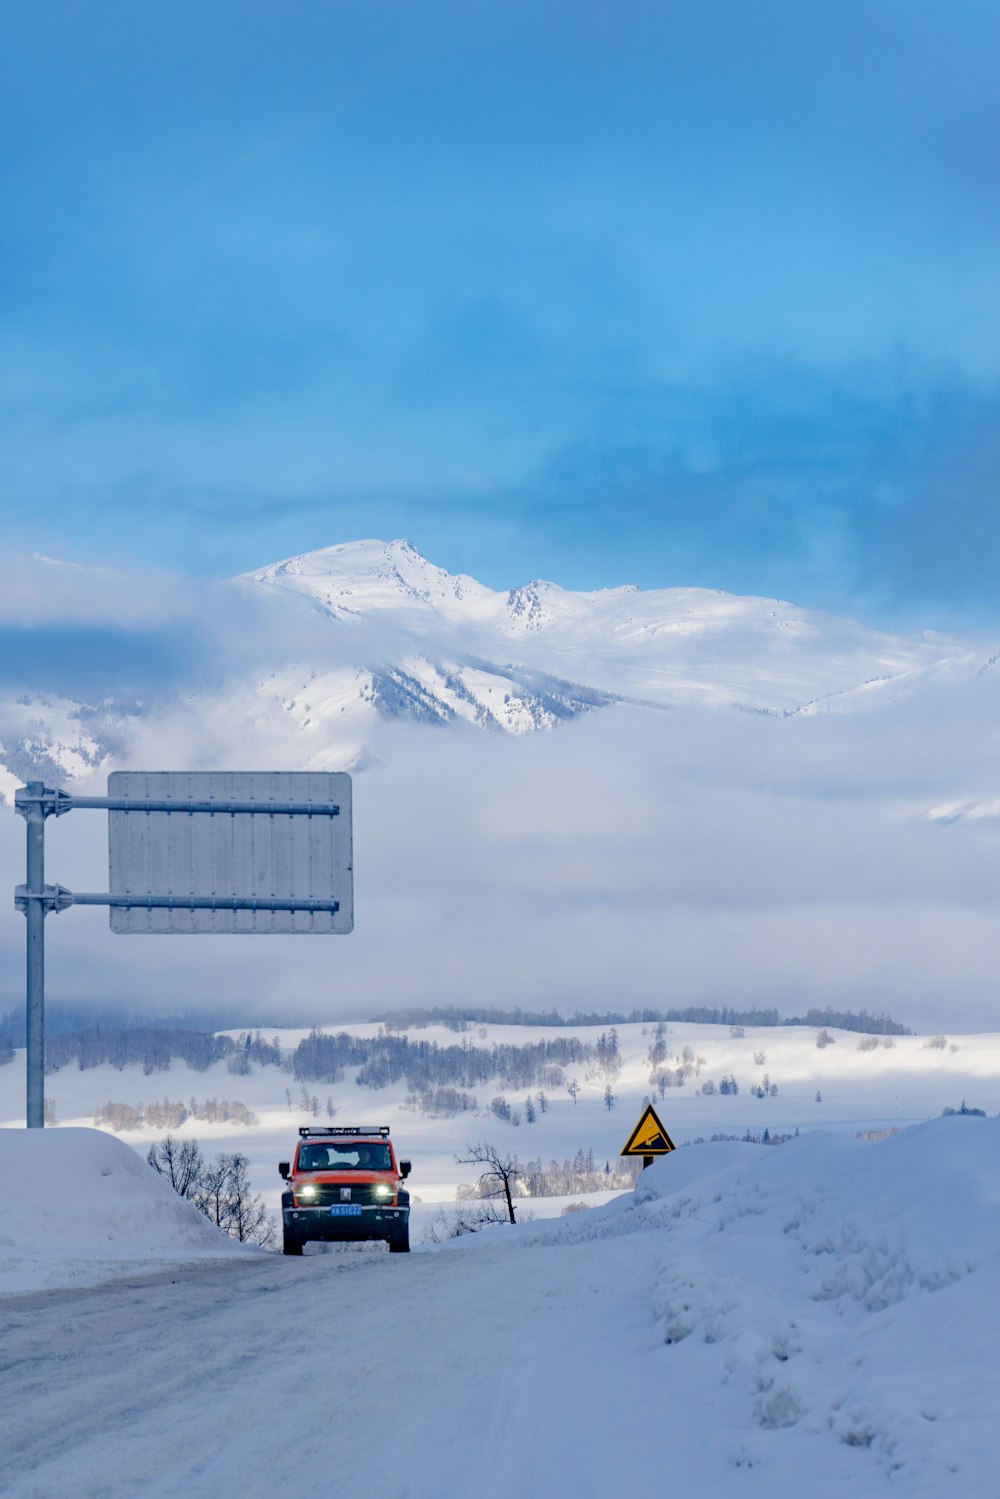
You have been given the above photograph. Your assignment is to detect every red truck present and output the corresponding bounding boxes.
[279,1125,411,1255]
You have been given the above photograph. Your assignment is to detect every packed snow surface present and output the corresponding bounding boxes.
[2,1117,999,1497]
[0,1128,254,1294]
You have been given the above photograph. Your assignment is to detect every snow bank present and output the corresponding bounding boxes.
[0,1127,256,1294]
[459,1121,1000,1492]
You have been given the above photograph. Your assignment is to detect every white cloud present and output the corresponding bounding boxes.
[2,691,998,1033]
[0,554,194,628]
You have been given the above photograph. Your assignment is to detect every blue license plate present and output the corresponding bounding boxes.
[329,1204,362,1217]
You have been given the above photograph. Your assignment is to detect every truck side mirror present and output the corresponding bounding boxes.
[399,1160,411,1178]
[278,1161,290,1179]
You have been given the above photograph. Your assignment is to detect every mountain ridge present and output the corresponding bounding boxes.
[0,538,987,795]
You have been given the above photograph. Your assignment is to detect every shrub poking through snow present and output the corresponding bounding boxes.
[147,1135,274,1246]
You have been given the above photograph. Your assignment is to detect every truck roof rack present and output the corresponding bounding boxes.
[298,1125,390,1137]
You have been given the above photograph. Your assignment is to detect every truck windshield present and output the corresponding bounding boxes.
[298,1143,392,1171]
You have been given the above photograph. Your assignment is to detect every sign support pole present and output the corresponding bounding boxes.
[20,781,47,1129]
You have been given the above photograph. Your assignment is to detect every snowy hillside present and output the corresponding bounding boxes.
[0,539,985,791]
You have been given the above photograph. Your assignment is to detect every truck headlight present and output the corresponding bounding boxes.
[373,1184,392,1200]
[299,1184,318,1200]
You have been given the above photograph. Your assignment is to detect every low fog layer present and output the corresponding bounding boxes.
[2,683,998,1032]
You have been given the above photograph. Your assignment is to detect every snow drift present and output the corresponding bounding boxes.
[0,1127,255,1294]
[495,1118,1000,1492]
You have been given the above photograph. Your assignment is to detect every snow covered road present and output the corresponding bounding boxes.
[0,1236,672,1499]
[0,1229,932,1499]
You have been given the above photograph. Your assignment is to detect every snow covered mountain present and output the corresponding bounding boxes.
[0,538,986,792]
[239,537,977,731]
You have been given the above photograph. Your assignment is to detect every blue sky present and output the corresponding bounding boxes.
[1,0,998,625]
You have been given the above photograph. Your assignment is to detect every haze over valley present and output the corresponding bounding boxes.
[0,541,998,1034]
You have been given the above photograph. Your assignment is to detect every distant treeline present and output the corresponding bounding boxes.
[0,996,328,1062]
[402,1086,479,1117]
[684,1129,800,1147]
[35,1027,282,1076]
[380,1005,566,1031]
[94,1096,257,1130]
[0,1000,911,1077]
[46,1027,225,1075]
[794,1008,911,1037]
[377,1004,911,1036]
[0,1006,113,1064]
[292,1029,592,1092]
[0,1004,299,1037]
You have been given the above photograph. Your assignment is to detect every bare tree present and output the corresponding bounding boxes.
[457,1142,521,1224]
[147,1135,204,1198]
[149,1137,274,1247]
[567,1079,579,1106]
[192,1154,230,1225]
[194,1152,275,1247]
[223,1154,275,1246]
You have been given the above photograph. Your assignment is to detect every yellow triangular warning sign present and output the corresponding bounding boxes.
[620,1102,676,1157]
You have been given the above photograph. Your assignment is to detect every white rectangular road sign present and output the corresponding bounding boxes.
[107,771,353,934]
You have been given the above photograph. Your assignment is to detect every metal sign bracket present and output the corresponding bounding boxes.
[13,774,352,1129]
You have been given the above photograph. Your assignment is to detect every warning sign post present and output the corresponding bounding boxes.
[620,1102,676,1169]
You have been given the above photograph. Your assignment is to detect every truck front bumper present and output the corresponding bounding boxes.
[283,1204,409,1242]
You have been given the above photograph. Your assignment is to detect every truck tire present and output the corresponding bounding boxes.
[282,1227,304,1256]
[388,1223,410,1254]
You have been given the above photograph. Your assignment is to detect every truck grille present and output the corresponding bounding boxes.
[299,1184,389,1207]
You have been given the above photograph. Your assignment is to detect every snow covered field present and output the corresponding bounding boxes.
[2,1114,999,1497]
[3,1018,999,1239]
[7,1019,1000,1205]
